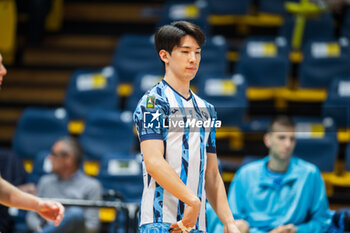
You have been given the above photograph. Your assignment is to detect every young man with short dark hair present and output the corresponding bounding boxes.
[134,21,241,233]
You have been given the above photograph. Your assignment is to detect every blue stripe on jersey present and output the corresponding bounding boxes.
[192,96,206,230]
[173,93,190,221]
[196,126,205,229]
[153,182,164,222]
[152,140,167,222]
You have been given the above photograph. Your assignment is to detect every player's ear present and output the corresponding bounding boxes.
[264,133,271,148]
[159,50,169,64]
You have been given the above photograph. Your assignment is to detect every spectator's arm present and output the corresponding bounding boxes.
[227,170,247,220]
[295,170,332,233]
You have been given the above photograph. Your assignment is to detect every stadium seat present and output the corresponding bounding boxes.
[157,0,211,35]
[0,0,17,64]
[196,35,229,81]
[12,108,69,160]
[112,34,163,84]
[341,7,350,39]
[235,37,290,87]
[323,76,350,128]
[126,72,163,111]
[293,117,338,172]
[346,143,350,172]
[97,153,143,203]
[280,13,335,46]
[64,66,118,121]
[79,109,135,161]
[196,74,247,126]
[298,38,350,88]
[258,0,298,15]
[207,0,250,15]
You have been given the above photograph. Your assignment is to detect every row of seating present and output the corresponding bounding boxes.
[12,106,350,172]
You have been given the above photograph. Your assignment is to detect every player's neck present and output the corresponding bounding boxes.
[163,73,191,98]
[268,155,290,173]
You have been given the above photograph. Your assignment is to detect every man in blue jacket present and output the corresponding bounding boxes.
[223,115,331,233]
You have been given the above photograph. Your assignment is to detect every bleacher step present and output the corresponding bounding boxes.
[22,48,113,68]
[40,35,118,51]
[64,2,161,23]
[4,69,72,87]
[0,87,65,104]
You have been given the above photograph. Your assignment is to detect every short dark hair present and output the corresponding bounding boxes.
[59,136,83,168]
[267,115,295,133]
[154,21,205,57]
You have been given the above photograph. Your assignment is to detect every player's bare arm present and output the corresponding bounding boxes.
[0,177,64,226]
[141,139,201,231]
[205,153,241,233]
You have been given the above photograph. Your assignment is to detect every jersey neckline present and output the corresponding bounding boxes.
[162,79,193,101]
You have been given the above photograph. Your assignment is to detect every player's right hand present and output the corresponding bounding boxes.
[169,198,201,233]
[37,200,65,226]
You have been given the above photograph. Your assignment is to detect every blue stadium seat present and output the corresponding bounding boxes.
[207,0,250,15]
[64,66,118,121]
[97,153,143,203]
[258,0,298,15]
[26,151,52,184]
[79,109,135,161]
[280,13,335,46]
[157,0,211,35]
[298,39,350,88]
[12,108,69,160]
[235,37,290,87]
[126,72,163,111]
[112,34,163,84]
[293,117,338,172]
[323,76,350,128]
[197,74,247,126]
[341,7,350,39]
[196,35,228,79]
[346,142,350,172]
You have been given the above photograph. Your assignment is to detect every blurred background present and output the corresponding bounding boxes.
[1,0,350,232]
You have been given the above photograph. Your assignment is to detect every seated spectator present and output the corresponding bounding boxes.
[212,115,332,233]
[26,136,102,233]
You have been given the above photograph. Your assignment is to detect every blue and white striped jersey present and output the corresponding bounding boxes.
[133,80,218,231]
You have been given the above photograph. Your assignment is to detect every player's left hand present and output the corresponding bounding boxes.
[269,224,297,233]
[36,200,65,226]
[224,222,242,233]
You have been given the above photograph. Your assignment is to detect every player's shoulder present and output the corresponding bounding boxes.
[237,157,266,176]
[192,91,216,118]
[134,81,169,114]
[192,91,215,109]
[291,157,320,175]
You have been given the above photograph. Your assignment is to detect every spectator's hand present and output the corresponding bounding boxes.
[169,200,201,232]
[36,200,64,226]
[269,224,297,233]
[224,222,242,233]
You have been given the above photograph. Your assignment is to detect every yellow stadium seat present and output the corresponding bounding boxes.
[0,0,17,64]
[84,161,100,176]
[45,0,64,31]
[99,208,117,222]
